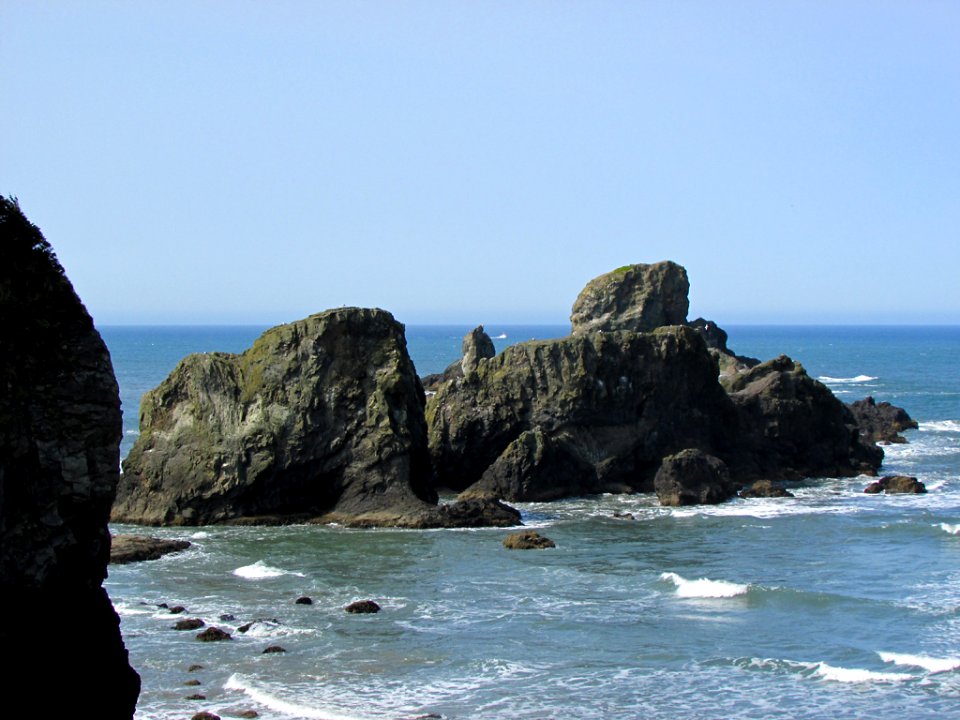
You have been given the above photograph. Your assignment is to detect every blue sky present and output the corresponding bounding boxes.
[2,1,957,325]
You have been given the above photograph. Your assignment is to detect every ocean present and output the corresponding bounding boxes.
[102,324,960,720]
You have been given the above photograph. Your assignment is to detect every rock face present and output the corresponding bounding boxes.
[0,197,140,716]
[654,449,737,506]
[570,261,689,334]
[429,262,884,506]
[722,356,882,481]
[113,308,515,528]
[739,479,795,499]
[430,326,734,496]
[848,396,918,444]
[461,325,496,376]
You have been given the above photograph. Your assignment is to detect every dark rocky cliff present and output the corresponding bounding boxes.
[0,197,140,717]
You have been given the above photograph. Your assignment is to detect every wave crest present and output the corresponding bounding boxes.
[879,651,960,674]
[232,560,305,579]
[818,375,878,383]
[659,572,749,598]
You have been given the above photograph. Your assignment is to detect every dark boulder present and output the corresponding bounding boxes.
[864,475,927,494]
[654,449,737,506]
[168,605,186,614]
[294,596,313,605]
[262,645,287,654]
[196,627,232,642]
[110,535,191,564]
[503,531,556,549]
[345,600,381,614]
[0,197,139,716]
[192,713,221,720]
[739,479,795,499]
[185,679,202,686]
[570,261,690,334]
[848,396,918,444]
[173,618,205,631]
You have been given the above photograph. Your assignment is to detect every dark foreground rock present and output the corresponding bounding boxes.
[503,531,556,549]
[0,197,140,716]
[113,308,518,529]
[196,627,232,641]
[848,396,919,444]
[864,475,927,494]
[345,600,381,614]
[110,534,191,564]
[654,449,737,506]
[173,618,205,631]
[739,479,795,499]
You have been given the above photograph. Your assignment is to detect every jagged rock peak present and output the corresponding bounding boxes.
[570,261,690,335]
[0,196,140,715]
[461,325,496,376]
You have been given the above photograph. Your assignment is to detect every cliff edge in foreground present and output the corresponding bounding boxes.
[0,197,140,717]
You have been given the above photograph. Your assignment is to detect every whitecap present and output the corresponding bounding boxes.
[494,333,507,339]
[659,572,749,598]
[818,374,878,383]
[225,674,371,720]
[232,560,305,579]
[111,602,155,616]
[190,531,210,539]
[124,429,140,436]
[814,662,912,683]
[921,420,960,433]
[878,651,960,674]
[939,523,960,535]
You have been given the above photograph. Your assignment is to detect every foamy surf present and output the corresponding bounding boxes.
[813,662,912,683]
[878,651,960,674]
[818,375,878,383]
[921,420,960,433]
[225,674,372,720]
[938,523,960,535]
[232,560,305,579]
[660,572,749,598]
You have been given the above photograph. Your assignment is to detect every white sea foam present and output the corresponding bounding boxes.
[190,531,210,539]
[938,523,960,535]
[225,674,371,720]
[232,560,305,579]
[111,602,155,616]
[659,572,749,598]
[813,662,912,683]
[818,375,878,383]
[878,651,960,674]
[494,333,507,339]
[124,429,140,435]
[921,420,960,433]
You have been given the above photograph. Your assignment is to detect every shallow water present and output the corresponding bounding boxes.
[103,325,960,719]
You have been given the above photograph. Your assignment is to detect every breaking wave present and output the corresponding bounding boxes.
[878,651,960,674]
[232,560,305,579]
[818,375,878,383]
[659,572,749,598]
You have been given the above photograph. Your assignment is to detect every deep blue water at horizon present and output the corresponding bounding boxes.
[101,324,960,720]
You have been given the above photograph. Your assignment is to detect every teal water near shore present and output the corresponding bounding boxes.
[103,325,960,719]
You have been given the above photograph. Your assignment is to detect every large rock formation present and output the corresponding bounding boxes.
[431,262,883,505]
[847,396,918,444]
[113,308,517,528]
[570,261,689,334]
[421,325,495,391]
[433,325,735,497]
[0,197,140,716]
[654,449,737,506]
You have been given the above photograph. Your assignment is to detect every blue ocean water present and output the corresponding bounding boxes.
[102,324,960,720]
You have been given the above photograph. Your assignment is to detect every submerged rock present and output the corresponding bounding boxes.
[173,618,205,631]
[654,449,737,506]
[570,261,689,334]
[739,479,795,499]
[196,627,232,642]
[345,600,381,614]
[294,596,313,605]
[262,645,287,654]
[503,531,556,549]
[848,396,918,444]
[0,197,140,715]
[110,535,191,564]
[113,308,516,528]
[864,475,927,494]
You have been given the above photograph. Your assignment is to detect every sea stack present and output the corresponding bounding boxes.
[0,197,140,716]
[113,307,518,528]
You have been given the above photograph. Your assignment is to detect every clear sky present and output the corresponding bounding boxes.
[2,1,957,325]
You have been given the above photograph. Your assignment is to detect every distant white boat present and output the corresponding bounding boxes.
[493,333,507,339]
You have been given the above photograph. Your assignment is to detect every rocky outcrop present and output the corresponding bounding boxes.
[113,308,516,528]
[345,600,381,614]
[848,396,918,444]
[864,475,927,494]
[0,197,140,716]
[654,449,737,506]
[428,326,734,496]
[429,262,884,506]
[739,479,795,499]
[722,355,883,481]
[110,535,191,564]
[461,325,496,376]
[570,261,689,334]
[503,531,556,549]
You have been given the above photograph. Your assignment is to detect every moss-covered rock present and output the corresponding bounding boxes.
[113,307,514,527]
